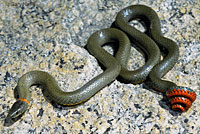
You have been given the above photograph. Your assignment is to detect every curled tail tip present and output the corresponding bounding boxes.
[166,86,196,112]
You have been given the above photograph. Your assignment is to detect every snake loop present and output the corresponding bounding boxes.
[114,5,196,112]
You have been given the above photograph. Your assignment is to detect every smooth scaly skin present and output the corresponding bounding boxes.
[115,5,196,112]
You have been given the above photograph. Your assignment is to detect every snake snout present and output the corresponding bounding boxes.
[4,116,15,127]
[166,86,196,112]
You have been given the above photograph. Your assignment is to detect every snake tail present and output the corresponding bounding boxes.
[166,86,196,112]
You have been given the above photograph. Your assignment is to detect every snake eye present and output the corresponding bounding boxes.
[166,86,196,112]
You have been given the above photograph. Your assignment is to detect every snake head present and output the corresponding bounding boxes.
[166,86,196,112]
[4,100,28,127]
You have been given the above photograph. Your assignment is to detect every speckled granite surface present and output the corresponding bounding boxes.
[0,0,199,133]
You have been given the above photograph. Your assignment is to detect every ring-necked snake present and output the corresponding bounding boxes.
[4,5,196,126]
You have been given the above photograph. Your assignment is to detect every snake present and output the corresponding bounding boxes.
[4,5,196,126]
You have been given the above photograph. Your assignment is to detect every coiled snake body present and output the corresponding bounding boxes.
[4,5,196,126]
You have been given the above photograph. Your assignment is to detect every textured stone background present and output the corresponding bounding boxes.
[0,0,199,133]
